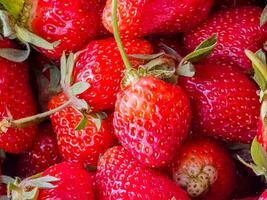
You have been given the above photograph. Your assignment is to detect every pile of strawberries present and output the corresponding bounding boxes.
[0,0,267,199]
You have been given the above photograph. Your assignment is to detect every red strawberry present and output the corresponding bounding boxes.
[16,122,61,178]
[73,38,153,112]
[259,190,267,200]
[114,76,191,168]
[21,0,98,60]
[96,0,112,38]
[170,137,236,200]
[38,162,94,199]
[179,63,260,143]
[48,93,117,166]
[102,0,214,38]
[0,39,37,153]
[214,0,260,10]
[184,6,267,70]
[96,146,190,200]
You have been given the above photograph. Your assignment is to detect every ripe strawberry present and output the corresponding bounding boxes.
[73,38,153,112]
[96,0,111,38]
[96,146,190,200]
[38,162,94,199]
[259,190,267,200]
[21,0,99,60]
[102,0,214,38]
[114,76,191,168]
[0,39,37,153]
[184,6,267,70]
[48,93,117,166]
[170,137,236,200]
[179,63,260,143]
[16,122,61,178]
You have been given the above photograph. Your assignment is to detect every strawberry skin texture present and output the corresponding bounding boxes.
[96,146,190,200]
[102,0,214,38]
[114,76,191,168]
[16,122,61,178]
[48,93,117,166]
[179,64,260,143]
[0,40,37,153]
[28,0,98,60]
[73,38,153,112]
[38,162,94,200]
[184,6,267,70]
[170,137,236,200]
[259,190,267,200]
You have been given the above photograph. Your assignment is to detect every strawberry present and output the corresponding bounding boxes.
[16,122,61,178]
[102,0,214,38]
[0,39,37,153]
[0,0,99,60]
[170,137,236,200]
[179,63,260,143]
[114,76,191,167]
[96,0,112,38]
[96,146,190,200]
[37,162,94,199]
[73,38,153,112]
[184,6,267,70]
[48,93,117,167]
[259,190,267,200]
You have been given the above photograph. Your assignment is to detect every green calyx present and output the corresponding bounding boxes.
[0,0,24,19]
[261,4,267,27]
[238,138,267,182]
[0,174,59,200]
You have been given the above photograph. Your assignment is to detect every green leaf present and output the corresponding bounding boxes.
[181,33,217,64]
[129,52,165,60]
[0,175,15,184]
[0,0,24,19]
[90,113,105,131]
[23,188,38,199]
[251,164,266,176]
[60,52,67,89]
[75,113,88,131]
[261,4,267,27]
[251,137,267,169]
[177,62,195,77]
[48,64,61,93]
[15,25,60,50]
[0,42,30,62]
[0,10,16,38]
[256,49,267,66]
[27,176,60,188]
[245,50,267,92]
[70,82,90,96]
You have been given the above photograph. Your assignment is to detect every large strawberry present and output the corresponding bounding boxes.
[102,0,214,38]
[179,63,260,143]
[96,146,190,200]
[73,38,153,112]
[114,76,191,167]
[0,39,37,153]
[48,93,117,167]
[16,122,61,178]
[184,6,267,70]
[170,137,236,200]
[0,0,99,60]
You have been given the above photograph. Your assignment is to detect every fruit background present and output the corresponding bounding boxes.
[0,0,267,199]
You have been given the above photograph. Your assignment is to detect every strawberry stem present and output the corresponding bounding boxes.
[4,99,72,130]
[112,0,132,71]
[0,0,25,19]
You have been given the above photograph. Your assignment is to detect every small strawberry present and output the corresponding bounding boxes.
[96,146,190,200]
[73,37,153,112]
[259,190,267,200]
[102,0,214,38]
[0,39,37,153]
[5,162,95,199]
[0,0,99,60]
[48,93,117,167]
[16,122,61,178]
[114,76,191,167]
[184,6,267,70]
[170,137,236,200]
[179,63,260,143]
